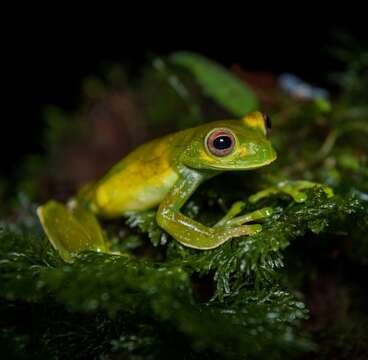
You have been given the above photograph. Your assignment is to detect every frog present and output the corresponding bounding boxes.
[37,111,331,262]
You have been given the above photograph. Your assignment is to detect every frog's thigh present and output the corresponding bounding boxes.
[94,167,179,216]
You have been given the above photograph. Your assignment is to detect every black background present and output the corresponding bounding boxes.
[3,14,367,178]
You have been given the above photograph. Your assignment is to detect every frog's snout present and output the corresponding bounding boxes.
[267,145,277,163]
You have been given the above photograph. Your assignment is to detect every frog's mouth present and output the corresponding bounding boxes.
[210,160,276,171]
[207,152,277,171]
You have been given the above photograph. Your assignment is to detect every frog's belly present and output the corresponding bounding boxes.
[93,165,179,217]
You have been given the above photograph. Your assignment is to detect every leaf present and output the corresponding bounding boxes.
[170,52,258,116]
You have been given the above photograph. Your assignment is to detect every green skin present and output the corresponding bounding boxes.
[37,112,332,262]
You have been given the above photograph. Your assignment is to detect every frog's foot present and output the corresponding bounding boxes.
[37,201,109,262]
[249,180,334,204]
[215,201,273,228]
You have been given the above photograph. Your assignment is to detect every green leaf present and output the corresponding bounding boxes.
[170,52,258,116]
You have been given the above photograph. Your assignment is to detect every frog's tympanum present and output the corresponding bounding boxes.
[38,111,330,261]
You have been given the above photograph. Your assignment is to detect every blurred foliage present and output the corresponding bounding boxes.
[170,52,259,116]
[0,43,367,359]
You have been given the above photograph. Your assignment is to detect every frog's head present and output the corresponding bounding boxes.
[181,111,277,171]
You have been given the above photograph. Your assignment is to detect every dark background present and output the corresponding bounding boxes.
[3,16,367,178]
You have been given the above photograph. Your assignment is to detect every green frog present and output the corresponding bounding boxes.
[38,111,331,261]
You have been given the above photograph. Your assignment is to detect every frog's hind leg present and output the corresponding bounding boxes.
[37,201,108,262]
[249,180,334,204]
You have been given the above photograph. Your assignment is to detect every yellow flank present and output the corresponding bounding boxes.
[92,136,180,217]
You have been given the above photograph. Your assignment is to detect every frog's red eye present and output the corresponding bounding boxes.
[206,129,235,157]
[262,113,272,136]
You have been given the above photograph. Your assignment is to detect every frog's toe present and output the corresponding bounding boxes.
[321,185,334,198]
[249,188,278,203]
[234,224,262,237]
[215,201,246,227]
[224,207,273,227]
[219,223,262,239]
[283,189,308,203]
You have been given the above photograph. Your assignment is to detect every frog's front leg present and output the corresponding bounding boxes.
[156,170,260,250]
[249,180,334,204]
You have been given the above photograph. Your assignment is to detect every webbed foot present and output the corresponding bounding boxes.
[249,180,333,204]
[37,201,109,262]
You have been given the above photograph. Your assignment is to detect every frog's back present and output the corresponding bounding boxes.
[90,131,189,217]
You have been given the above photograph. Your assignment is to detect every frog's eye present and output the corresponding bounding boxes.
[262,113,272,137]
[206,129,236,157]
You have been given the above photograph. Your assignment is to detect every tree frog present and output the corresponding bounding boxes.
[37,111,330,261]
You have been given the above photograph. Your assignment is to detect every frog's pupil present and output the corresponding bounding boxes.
[213,136,232,150]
